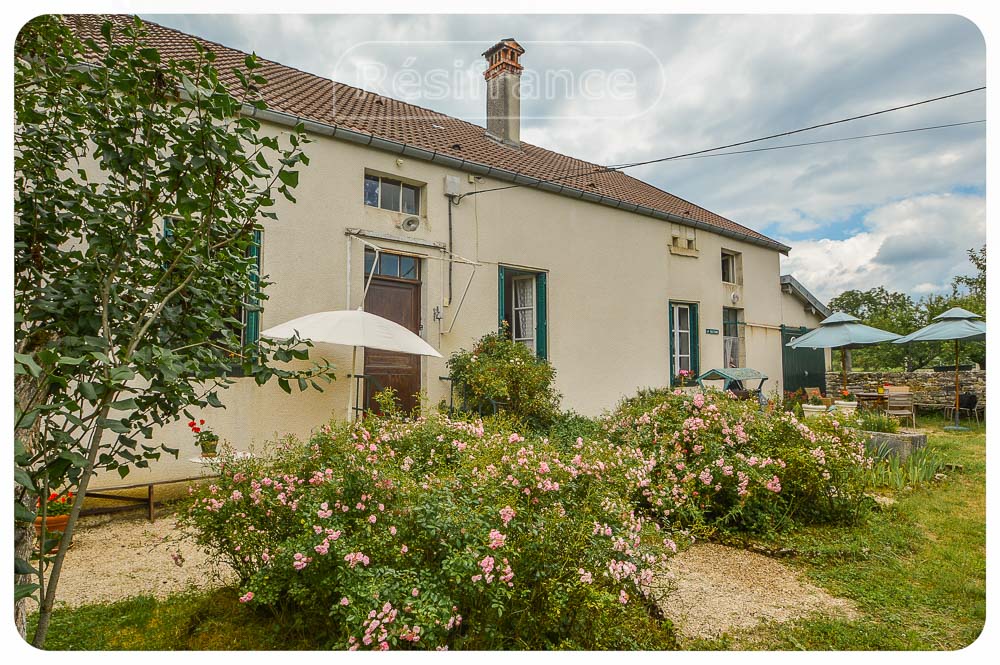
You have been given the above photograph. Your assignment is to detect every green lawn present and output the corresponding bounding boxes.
[696,416,986,650]
[29,417,985,651]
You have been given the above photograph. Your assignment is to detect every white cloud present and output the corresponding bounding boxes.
[779,193,985,302]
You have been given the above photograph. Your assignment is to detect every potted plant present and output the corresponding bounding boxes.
[34,492,73,553]
[833,389,858,414]
[189,418,219,457]
[673,369,695,387]
[801,393,828,419]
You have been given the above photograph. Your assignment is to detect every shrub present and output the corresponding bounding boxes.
[854,410,900,434]
[603,387,874,536]
[446,326,561,429]
[865,442,946,490]
[182,411,677,650]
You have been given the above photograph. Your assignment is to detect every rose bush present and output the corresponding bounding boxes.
[182,409,677,650]
[603,387,874,535]
[446,326,561,429]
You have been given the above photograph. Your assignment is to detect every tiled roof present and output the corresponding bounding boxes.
[64,14,785,251]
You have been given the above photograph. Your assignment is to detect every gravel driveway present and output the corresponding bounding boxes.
[39,511,232,608]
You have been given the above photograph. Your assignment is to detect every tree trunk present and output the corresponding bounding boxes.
[14,371,45,640]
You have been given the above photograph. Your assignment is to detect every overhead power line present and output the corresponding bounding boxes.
[456,85,986,200]
[663,119,985,162]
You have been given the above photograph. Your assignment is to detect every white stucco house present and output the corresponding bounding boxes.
[65,16,829,488]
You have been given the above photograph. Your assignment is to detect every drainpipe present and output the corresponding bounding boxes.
[447,194,459,306]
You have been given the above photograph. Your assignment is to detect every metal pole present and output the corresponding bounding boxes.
[347,346,357,422]
[842,350,848,392]
[954,339,961,428]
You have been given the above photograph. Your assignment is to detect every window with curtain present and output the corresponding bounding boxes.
[498,266,548,359]
[723,307,742,368]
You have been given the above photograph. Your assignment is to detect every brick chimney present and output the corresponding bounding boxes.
[482,38,525,147]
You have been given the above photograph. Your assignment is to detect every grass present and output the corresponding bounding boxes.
[28,416,985,651]
[27,588,318,650]
[698,416,986,650]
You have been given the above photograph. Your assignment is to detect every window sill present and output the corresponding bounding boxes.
[669,245,699,258]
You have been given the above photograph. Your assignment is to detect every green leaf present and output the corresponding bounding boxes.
[206,392,224,408]
[79,382,99,401]
[14,468,35,491]
[15,557,38,576]
[14,502,36,523]
[14,352,42,377]
[277,169,299,188]
[15,583,40,601]
[110,398,139,411]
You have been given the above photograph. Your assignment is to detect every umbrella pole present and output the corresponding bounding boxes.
[347,346,357,423]
[842,350,848,392]
[954,339,960,428]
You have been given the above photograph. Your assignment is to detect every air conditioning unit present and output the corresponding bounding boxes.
[399,216,421,232]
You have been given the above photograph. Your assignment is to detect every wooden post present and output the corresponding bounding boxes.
[148,484,155,522]
[841,350,848,392]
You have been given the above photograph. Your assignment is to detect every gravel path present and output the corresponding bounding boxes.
[39,511,233,609]
[651,542,858,641]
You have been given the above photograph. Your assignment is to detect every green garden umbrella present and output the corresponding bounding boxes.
[785,312,902,392]
[894,307,985,431]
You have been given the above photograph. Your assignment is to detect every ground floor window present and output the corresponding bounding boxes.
[670,301,699,383]
[498,266,547,359]
[722,307,745,368]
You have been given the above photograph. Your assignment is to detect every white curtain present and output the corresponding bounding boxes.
[724,337,740,368]
[514,278,534,342]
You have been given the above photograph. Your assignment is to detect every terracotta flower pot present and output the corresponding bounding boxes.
[33,514,70,553]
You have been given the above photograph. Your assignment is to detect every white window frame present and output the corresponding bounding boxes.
[721,252,735,284]
[511,274,536,353]
[364,174,421,214]
[672,303,692,373]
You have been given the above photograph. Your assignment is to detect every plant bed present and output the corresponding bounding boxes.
[865,429,927,461]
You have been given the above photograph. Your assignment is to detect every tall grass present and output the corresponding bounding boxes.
[854,410,900,433]
[865,440,946,490]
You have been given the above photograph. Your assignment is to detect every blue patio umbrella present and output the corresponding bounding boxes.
[786,312,901,392]
[894,307,985,430]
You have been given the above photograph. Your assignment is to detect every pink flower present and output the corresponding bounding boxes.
[389,526,397,536]
[239,591,254,603]
[340,597,350,606]
[411,588,420,597]
[578,569,593,584]
[368,514,377,524]
[499,506,516,526]
[401,545,409,554]
[619,589,629,604]
[765,476,782,493]
[488,529,506,550]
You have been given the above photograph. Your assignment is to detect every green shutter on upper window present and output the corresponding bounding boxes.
[535,272,547,360]
[244,229,262,348]
[668,303,675,382]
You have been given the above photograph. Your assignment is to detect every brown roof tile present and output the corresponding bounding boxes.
[63,14,785,251]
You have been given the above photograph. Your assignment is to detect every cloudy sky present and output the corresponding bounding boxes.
[146,13,986,302]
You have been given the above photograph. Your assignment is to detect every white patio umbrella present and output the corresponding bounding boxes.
[262,308,442,421]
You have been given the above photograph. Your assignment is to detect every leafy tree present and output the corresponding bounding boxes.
[949,244,986,368]
[828,287,939,370]
[14,16,333,646]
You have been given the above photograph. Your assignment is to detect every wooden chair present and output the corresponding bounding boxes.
[886,387,915,427]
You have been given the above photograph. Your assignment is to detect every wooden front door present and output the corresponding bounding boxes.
[363,277,421,414]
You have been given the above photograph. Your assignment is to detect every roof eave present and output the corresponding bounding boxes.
[248,104,791,255]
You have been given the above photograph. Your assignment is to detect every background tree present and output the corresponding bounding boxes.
[828,246,986,371]
[14,16,333,646]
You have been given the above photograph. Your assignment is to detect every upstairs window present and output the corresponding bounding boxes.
[722,307,744,368]
[364,174,421,214]
[721,250,742,284]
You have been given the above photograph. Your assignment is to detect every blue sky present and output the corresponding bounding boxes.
[146,13,986,302]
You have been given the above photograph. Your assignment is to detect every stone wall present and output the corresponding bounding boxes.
[825,369,986,410]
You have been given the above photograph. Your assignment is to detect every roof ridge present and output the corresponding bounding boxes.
[63,14,784,251]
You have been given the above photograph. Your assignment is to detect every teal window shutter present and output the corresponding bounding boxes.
[497,265,506,333]
[535,272,547,360]
[244,229,262,348]
[668,303,675,382]
[690,303,700,376]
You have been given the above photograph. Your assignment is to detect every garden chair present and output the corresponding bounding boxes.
[886,387,915,428]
